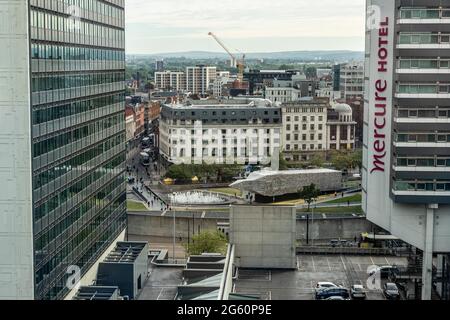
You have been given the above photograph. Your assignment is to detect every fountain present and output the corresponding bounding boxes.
[168,191,230,205]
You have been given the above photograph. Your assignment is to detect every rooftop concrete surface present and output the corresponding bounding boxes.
[233,254,409,300]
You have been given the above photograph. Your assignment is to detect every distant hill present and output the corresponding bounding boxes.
[129,50,364,62]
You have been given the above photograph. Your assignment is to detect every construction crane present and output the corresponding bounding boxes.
[208,32,245,82]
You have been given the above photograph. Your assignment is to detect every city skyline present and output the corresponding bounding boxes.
[125,0,366,54]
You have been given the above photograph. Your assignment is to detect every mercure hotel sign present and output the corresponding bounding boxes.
[371,15,390,174]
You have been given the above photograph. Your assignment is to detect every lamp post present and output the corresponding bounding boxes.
[311,201,315,247]
[169,197,175,263]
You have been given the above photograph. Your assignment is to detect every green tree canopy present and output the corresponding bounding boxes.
[185,231,228,256]
[330,149,362,171]
[310,154,325,168]
[299,183,321,210]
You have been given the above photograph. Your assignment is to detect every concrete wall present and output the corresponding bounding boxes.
[296,217,374,243]
[230,206,297,269]
[133,242,149,296]
[0,1,34,300]
[128,212,375,244]
[97,263,134,298]
[128,213,219,240]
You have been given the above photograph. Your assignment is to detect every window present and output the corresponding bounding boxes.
[438,110,448,118]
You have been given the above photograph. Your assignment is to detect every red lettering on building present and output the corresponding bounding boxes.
[371,16,390,174]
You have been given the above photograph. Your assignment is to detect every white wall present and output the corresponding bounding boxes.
[0,0,34,299]
[363,0,450,253]
[363,0,395,236]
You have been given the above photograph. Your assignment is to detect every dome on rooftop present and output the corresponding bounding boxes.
[333,103,352,114]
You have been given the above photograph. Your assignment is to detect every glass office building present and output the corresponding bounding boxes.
[0,0,127,299]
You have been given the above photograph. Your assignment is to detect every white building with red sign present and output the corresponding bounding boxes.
[363,0,450,300]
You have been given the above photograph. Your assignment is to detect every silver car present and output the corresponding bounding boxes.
[350,284,367,299]
[315,282,339,293]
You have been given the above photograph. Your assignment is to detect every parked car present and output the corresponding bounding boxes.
[383,283,400,300]
[315,282,339,293]
[350,284,367,299]
[325,296,349,300]
[127,176,135,184]
[315,287,350,300]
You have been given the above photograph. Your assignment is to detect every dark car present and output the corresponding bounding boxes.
[369,266,399,279]
[315,287,350,300]
[383,283,400,300]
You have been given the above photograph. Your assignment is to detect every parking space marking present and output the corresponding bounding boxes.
[385,257,390,265]
[340,255,347,271]
[370,256,375,266]
[156,288,164,300]
[311,256,316,272]
[326,257,332,271]
[358,263,363,272]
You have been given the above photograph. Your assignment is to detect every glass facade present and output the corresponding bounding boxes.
[29,0,126,300]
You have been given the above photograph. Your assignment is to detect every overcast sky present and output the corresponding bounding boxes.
[125,0,366,54]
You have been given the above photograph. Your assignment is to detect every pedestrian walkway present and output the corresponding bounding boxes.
[132,181,168,212]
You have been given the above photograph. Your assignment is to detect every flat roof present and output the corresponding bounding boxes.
[238,168,341,182]
[74,286,119,300]
[233,255,408,300]
[103,242,147,264]
[164,99,275,109]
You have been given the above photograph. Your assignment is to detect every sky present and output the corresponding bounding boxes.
[125,0,366,54]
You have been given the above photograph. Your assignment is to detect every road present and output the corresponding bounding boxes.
[127,143,164,185]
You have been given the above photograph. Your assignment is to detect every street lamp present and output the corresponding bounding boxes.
[311,201,315,247]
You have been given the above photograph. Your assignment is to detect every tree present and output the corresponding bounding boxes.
[278,153,289,170]
[351,149,363,172]
[329,150,363,172]
[299,184,321,210]
[299,184,321,246]
[185,231,228,256]
[310,154,325,168]
[304,66,317,79]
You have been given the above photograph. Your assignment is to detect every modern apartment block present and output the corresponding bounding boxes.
[154,71,186,91]
[340,62,365,101]
[364,0,450,300]
[244,69,300,95]
[155,59,164,72]
[281,98,356,162]
[0,0,127,299]
[186,65,217,95]
[265,75,318,103]
[159,99,282,165]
